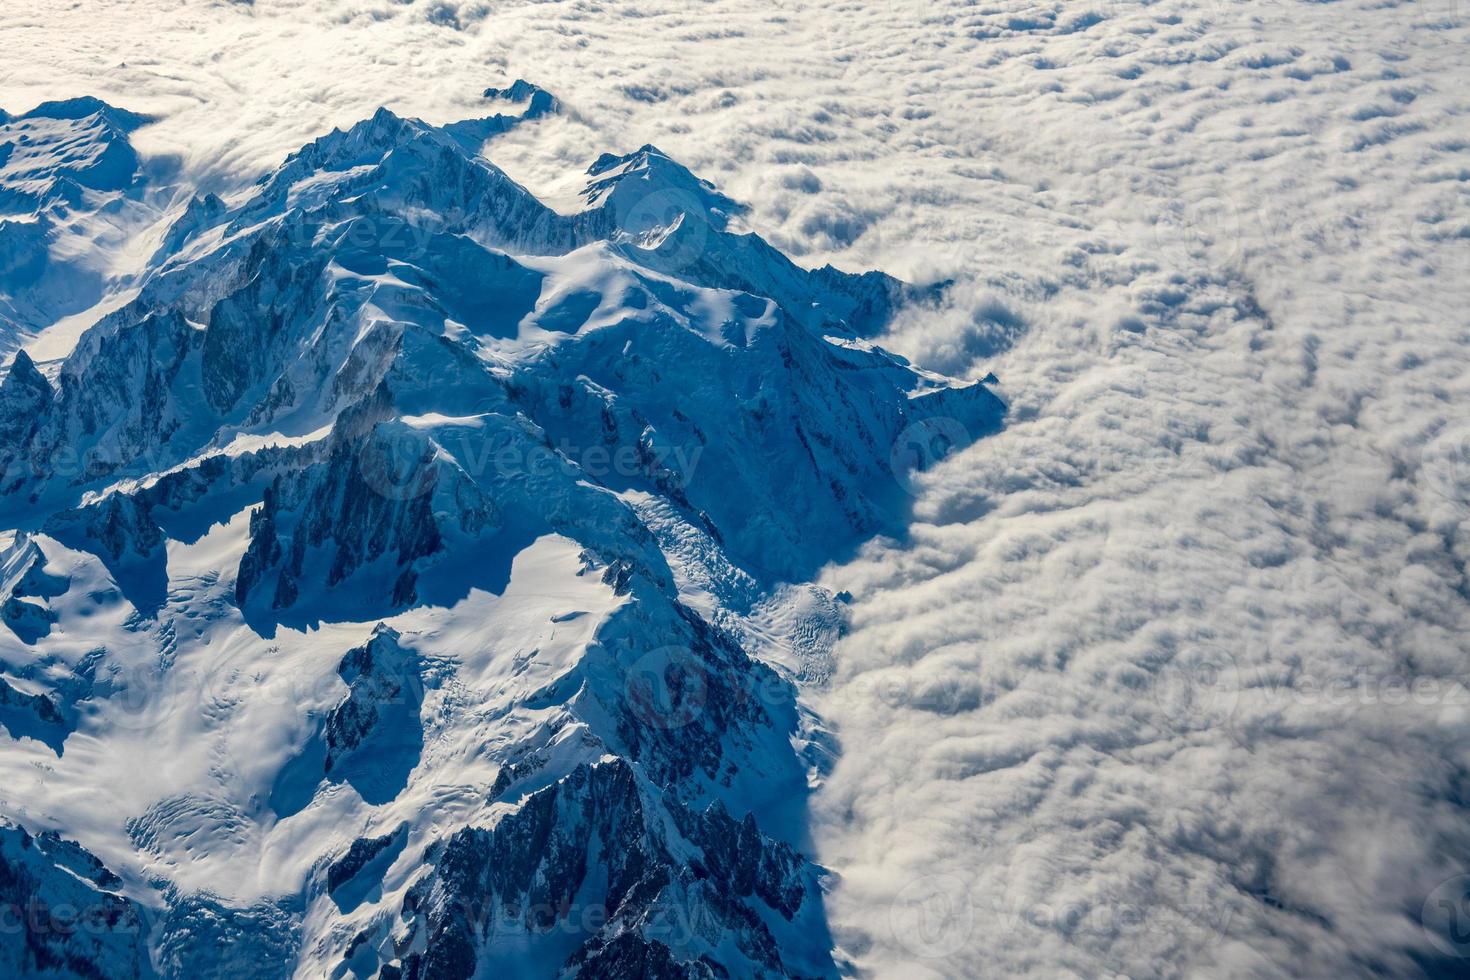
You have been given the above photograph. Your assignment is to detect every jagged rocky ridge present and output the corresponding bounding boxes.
[0,86,1004,978]
[0,820,154,979]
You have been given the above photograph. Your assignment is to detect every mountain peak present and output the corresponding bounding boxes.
[0,95,149,215]
[587,142,668,174]
[4,348,46,388]
[0,348,53,464]
[274,105,420,172]
[19,96,151,132]
[582,143,746,238]
[482,79,560,119]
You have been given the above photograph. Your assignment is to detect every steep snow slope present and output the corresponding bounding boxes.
[0,97,163,357]
[0,88,1001,978]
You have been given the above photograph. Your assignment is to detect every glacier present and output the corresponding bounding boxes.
[0,85,1003,978]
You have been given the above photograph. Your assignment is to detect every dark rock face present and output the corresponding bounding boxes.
[326,824,408,901]
[673,800,807,922]
[0,351,53,462]
[566,932,726,980]
[268,627,429,818]
[43,491,169,613]
[200,242,330,415]
[0,675,69,754]
[0,534,95,753]
[5,307,203,492]
[487,755,548,802]
[1,594,58,642]
[0,821,154,980]
[0,532,66,646]
[482,80,560,119]
[236,406,498,613]
[378,759,822,979]
[509,310,1003,583]
[321,628,426,803]
[47,493,163,565]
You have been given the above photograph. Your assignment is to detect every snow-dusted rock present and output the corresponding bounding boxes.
[0,89,1002,979]
[0,820,154,979]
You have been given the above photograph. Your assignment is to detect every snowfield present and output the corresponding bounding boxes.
[2,0,1469,978]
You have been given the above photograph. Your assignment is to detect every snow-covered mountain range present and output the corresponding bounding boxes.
[0,84,1003,978]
